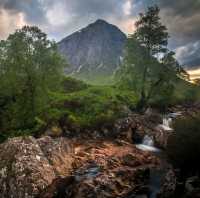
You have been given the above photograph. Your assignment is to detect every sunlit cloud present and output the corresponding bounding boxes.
[187,68,200,80]
[123,0,132,16]
[0,9,27,39]
[119,18,136,34]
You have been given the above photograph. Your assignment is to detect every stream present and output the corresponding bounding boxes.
[72,112,182,198]
[136,112,181,198]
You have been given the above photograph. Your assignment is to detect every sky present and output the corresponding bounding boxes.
[0,0,199,70]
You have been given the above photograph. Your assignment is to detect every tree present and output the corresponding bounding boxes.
[135,5,168,55]
[116,36,176,110]
[161,51,189,80]
[0,26,65,134]
[116,5,182,110]
[134,5,169,109]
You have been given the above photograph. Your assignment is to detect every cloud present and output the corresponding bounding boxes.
[123,0,132,16]
[175,41,200,69]
[160,7,200,49]
[40,0,138,40]
[0,0,46,24]
[0,9,27,39]
[0,0,199,69]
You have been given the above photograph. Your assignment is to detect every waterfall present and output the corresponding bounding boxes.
[143,135,154,147]
[136,112,181,152]
[157,116,173,131]
[163,117,172,127]
[136,135,160,152]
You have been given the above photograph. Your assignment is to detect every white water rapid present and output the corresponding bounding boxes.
[136,112,182,152]
[158,116,173,131]
[136,135,160,152]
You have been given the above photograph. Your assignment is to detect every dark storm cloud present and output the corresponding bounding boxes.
[159,0,200,17]
[158,0,200,46]
[0,0,46,24]
[176,41,200,69]
[134,0,200,68]
[156,0,200,68]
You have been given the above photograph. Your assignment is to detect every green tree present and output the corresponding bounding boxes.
[116,5,182,110]
[116,36,176,110]
[0,26,65,135]
[161,51,189,80]
[134,5,169,109]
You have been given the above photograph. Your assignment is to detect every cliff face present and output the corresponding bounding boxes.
[58,19,127,81]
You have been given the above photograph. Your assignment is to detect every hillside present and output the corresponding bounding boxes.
[58,19,127,84]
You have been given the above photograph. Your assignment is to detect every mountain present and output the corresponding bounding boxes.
[58,19,127,83]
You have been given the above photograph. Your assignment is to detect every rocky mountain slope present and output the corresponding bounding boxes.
[58,19,127,82]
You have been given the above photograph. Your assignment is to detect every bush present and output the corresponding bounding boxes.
[167,115,200,176]
[42,86,138,131]
[61,76,88,93]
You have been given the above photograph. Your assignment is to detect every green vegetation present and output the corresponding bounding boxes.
[0,6,200,142]
[115,5,200,110]
[40,83,138,132]
[167,115,200,176]
[0,26,65,141]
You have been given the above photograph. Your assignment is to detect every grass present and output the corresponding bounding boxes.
[39,80,138,132]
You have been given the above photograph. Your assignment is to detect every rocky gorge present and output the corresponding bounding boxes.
[0,104,200,198]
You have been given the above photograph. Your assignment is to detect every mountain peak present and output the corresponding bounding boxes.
[58,20,127,82]
[93,19,109,25]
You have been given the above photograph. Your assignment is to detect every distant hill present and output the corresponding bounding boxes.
[58,19,127,84]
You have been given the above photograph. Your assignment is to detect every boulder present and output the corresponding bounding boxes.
[185,176,200,198]
[158,168,176,198]
[0,136,74,198]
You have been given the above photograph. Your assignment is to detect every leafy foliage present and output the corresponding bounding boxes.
[41,86,138,131]
[116,5,190,110]
[61,76,89,93]
[0,26,65,140]
[116,36,177,109]
[135,5,168,55]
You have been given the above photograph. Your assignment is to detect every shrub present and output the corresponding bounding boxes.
[42,86,138,131]
[61,76,88,93]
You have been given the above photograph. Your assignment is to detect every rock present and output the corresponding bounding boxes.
[135,195,148,198]
[158,168,176,198]
[185,176,200,198]
[0,136,74,198]
[122,153,142,167]
[38,176,75,198]
[39,140,159,198]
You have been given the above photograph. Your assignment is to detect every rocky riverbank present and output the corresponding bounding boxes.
[0,135,176,198]
[1,104,200,198]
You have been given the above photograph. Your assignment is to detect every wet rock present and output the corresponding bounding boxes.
[68,141,158,198]
[0,136,74,198]
[185,176,200,198]
[38,176,75,198]
[158,168,176,198]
